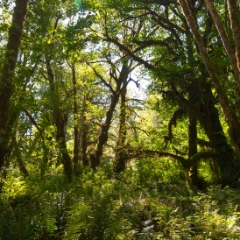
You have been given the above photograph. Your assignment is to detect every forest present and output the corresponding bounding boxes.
[1,0,240,239]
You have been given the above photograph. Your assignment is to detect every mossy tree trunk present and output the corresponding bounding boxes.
[186,33,198,187]
[179,0,240,160]
[80,96,89,167]
[200,83,236,185]
[11,133,29,177]
[45,57,73,182]
[113,74,128,174]
[70,63,80,174]
[0,0,29,169]
[188,114,198,186]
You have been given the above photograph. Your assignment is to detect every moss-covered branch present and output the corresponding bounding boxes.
[127,148,219,170]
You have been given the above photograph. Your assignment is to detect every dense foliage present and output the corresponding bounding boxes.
[1,0,240,238]
[2,162,240,239]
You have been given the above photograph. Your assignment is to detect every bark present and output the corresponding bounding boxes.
[205,0,240,91]
[71,64,80,173]
[200,83,235,184]
[40,138,50,177]
[188,115,198,186]
[12,134,29,177]
[0,0,28,168]
[81,114,88,166]
[188,83,198,187]
[45,57,73,182]
[80,96,88,166]
[89,92,119,169]
[172,80,236,185]
[90,65,131,169]
[139,0,177,5]
[113,76,128,174]
[185,32,198,187]
[69,62,89,168]
[227,0,240,73]
[178,0,240,160]
[55,115,73,182]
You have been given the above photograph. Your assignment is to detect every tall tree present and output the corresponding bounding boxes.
[103,0,239,185]
[0,0,28,169]
[178,0,240,161]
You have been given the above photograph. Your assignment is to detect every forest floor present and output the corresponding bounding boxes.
[1,160,240,239]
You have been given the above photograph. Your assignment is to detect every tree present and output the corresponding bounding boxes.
[0,0,28,169]
[101,0,239,185]
[178,0,240,161]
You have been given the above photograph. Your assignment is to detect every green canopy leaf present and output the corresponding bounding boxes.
[75,0,83,10]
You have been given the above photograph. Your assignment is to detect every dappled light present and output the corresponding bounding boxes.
[1,0,240,239]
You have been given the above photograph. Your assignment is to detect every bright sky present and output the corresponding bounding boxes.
[127,68,150,101]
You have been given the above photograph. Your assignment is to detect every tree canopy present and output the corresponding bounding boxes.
[1,0,240,238]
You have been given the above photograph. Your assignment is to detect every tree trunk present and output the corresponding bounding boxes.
[227,0,240,73]
[12,134,29,177]
[179,0,240,160]
[114,77,128,174]
[40,138,50,177]
[186,33,198,187]
[200,83,236,185]
[45,57,73,182]
[55,115,73,182]
[204,0,240,91]
[70,64,80,174]
[0,0,28,169]
[90,65,130,169]
[90,92,120,169]
[188,114,198,186]
[172,80,236,185]
[81,112,88,167]
[79,94,88,167]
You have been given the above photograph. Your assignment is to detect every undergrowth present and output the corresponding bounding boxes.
[0,159,240,239]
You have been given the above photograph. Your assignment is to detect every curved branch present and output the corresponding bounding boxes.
[138,0,177,5]
[197,138,214,148]
[190,151,219,162]
[23,108,42,135]
[133,39,174,54]
[127,149,219,170]
[104,37,154,70]
[127,149,190,168]
[86,62,115,93]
